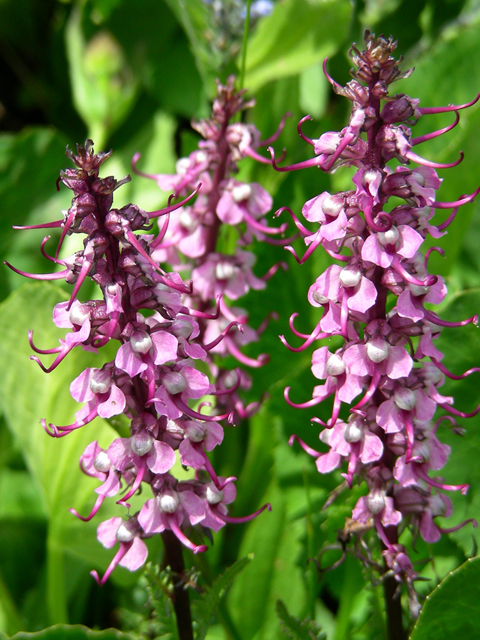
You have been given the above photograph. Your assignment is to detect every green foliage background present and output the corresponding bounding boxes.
[1,0,480,638]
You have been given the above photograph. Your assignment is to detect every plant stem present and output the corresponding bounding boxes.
[162,530,194,640]
[383,572,405,640]
[383,526,405,640]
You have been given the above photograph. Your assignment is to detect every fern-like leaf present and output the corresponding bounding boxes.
[192,555,253,640]
[276,600,326,640]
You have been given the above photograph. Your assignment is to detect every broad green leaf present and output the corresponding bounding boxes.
[0,469,46,520]
[0,283,128,622]
[8,625,133,640]
[228,479,308,640]
[243,0,351,92]
[410,556,480,640]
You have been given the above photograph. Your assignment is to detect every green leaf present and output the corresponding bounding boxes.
[0,283,129,623]
[193,556,252,640]
[276,600,326,640]
[243,0,352,92]
[8,625,133,640]
[410,556,480,640]
[228,479,308,640]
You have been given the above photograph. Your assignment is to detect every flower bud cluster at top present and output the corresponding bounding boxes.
[6,84,277,584]
[134,75,289,423]
[273,31,480,609]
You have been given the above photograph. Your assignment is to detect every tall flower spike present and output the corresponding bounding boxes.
[8,138,270,584]
[135,75,291,423]
[276,32,479,619]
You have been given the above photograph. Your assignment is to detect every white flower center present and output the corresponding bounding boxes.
[366,338,389,363]
[393,387,416,411]
[322,195,343,217]
[344,419,363,443]
[215,261,235,281]
[311,290,328,305]
[185,421,206,443]
[232,184,252,202]
[116,522,136,542]
[377,226,399,247]
[90,369,112,395]
[94,451,111,473]
[130,330,152,354]
[175,157,191,175]
[131,432,153,457]
[159,491,180,513]
[69,304,90,327]
[163,372,186,395]
[339,266,362,288]
[206,485,224,505]
[367,491,385,515]
[325,353,346,377]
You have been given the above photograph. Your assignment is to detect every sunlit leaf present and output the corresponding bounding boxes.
[410,557,480,640]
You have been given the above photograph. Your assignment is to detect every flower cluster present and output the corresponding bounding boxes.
[7,138,270,584]
[273,32,480,609]
[134,75,289,422]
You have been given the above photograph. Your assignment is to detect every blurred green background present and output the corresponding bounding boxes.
[1,1,480,639]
